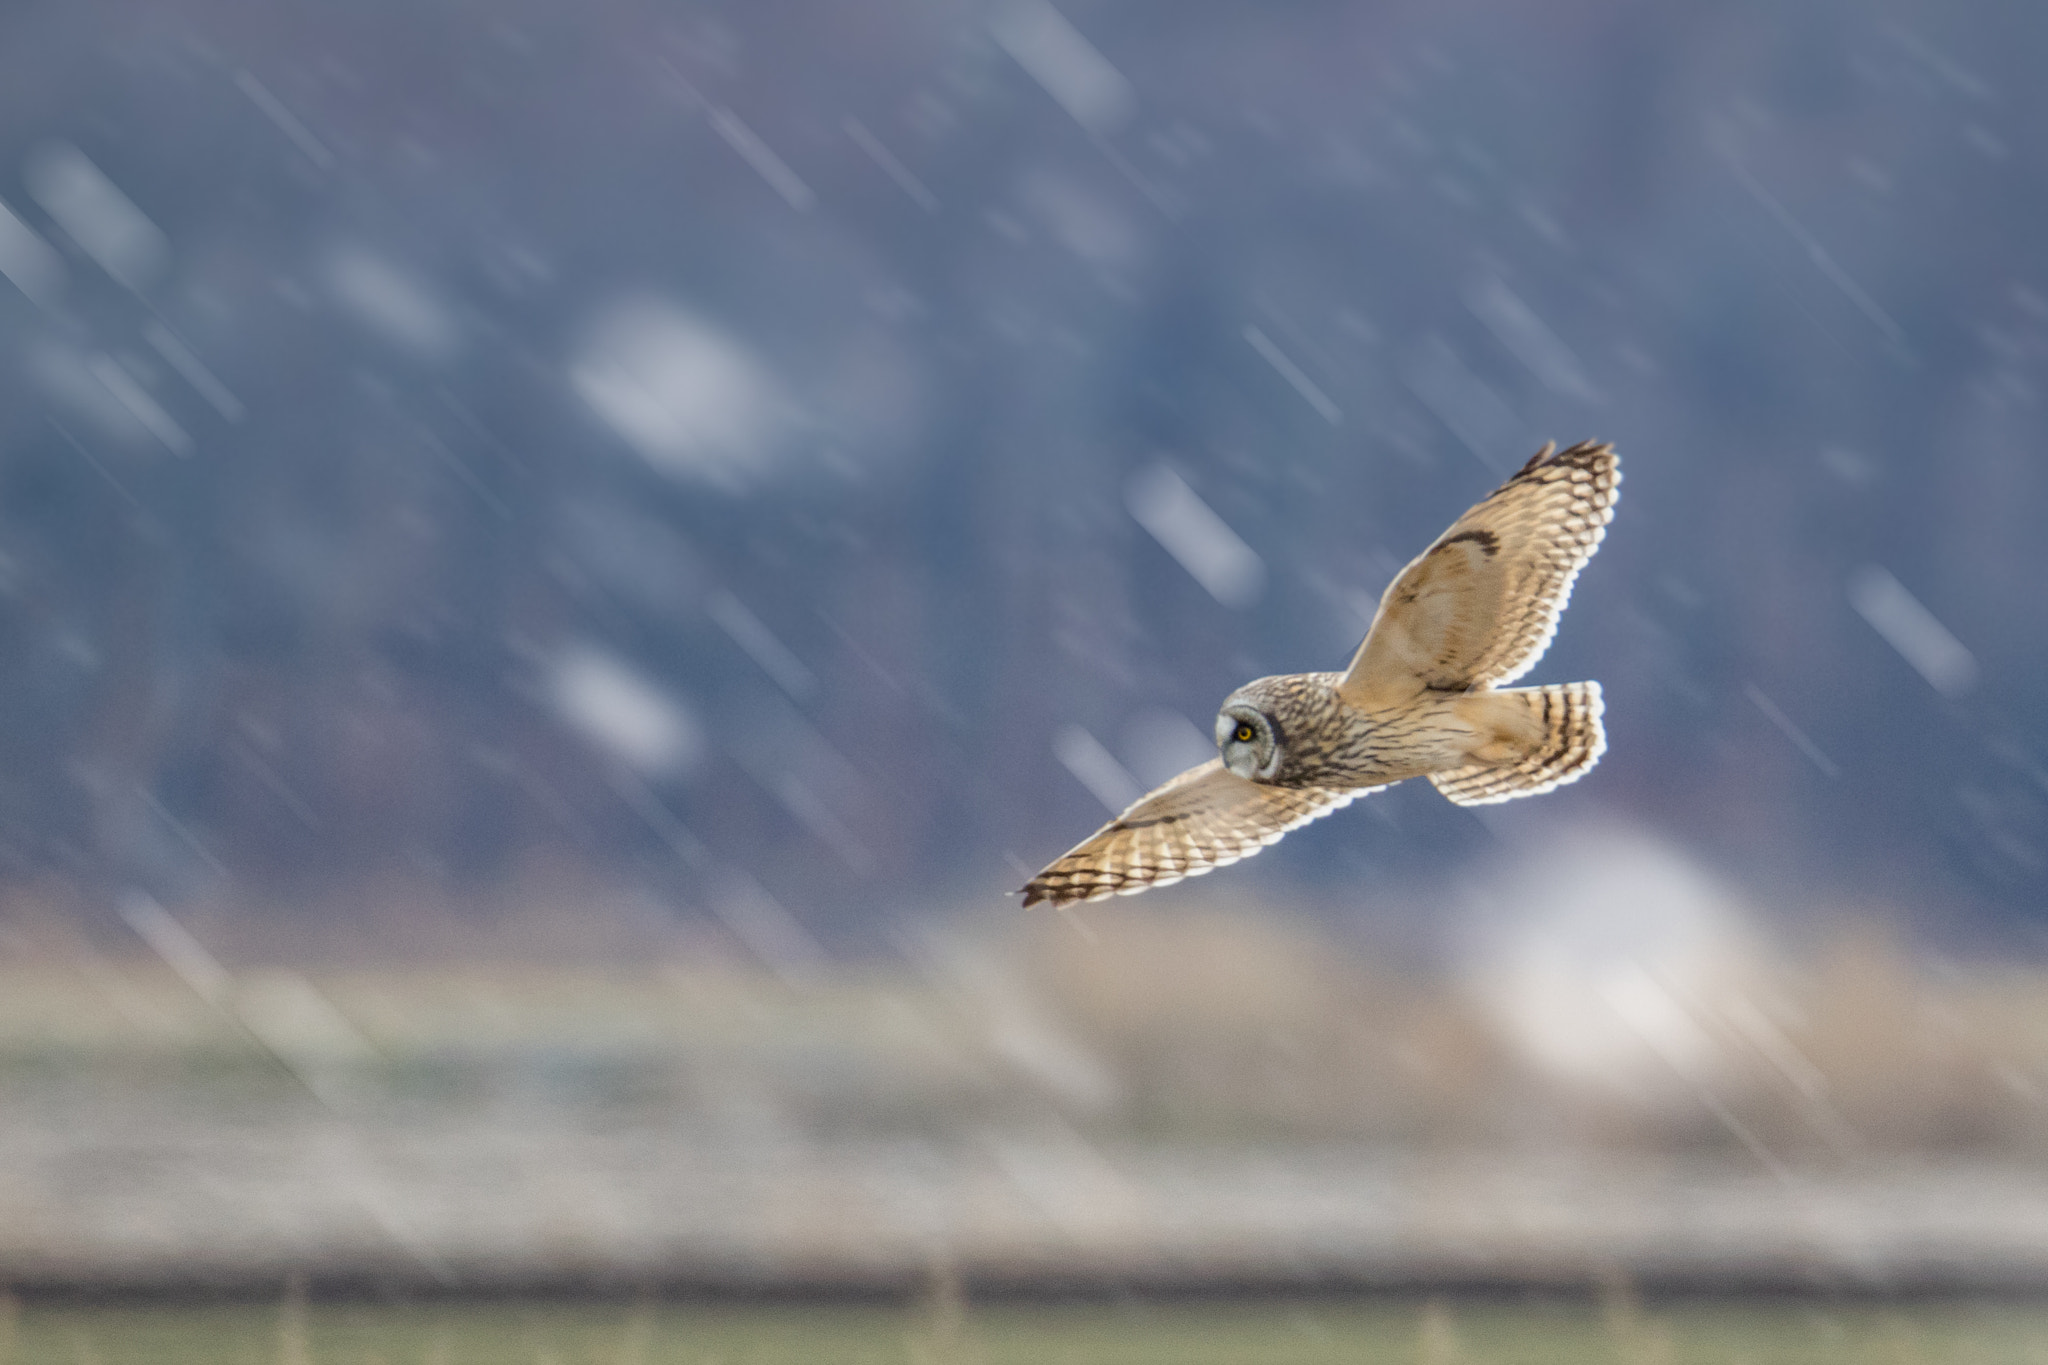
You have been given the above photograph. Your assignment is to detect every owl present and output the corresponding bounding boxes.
[1021,440,1620,908]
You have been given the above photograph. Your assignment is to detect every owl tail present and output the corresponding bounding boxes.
[1432,681,1606,807]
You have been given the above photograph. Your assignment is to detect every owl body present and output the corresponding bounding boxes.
[1217,672,1481,789]
[1021,440,1620,909]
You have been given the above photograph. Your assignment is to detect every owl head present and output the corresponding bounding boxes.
[1215,677,1293,782]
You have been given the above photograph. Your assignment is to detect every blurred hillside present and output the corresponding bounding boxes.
[0,0,2037,955]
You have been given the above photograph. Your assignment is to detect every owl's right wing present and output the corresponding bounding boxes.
[1020,759,1370,908]
[1337,441,1619,709]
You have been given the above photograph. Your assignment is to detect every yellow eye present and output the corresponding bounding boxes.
[1234,723,1255,744]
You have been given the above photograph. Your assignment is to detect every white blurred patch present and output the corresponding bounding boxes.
[1119,707,1213,790]
[992,0,1135,135]
[1020,170,1138,268]
[24,142,168,292]
[1848,564,1979,699]
[1126,464,1265,608]
[0,196,64,309]
[1819,445,1876,487]
[1053,724,1141,815]
[324,247,459,359]
[571,300,784,490]
[549,646,701,777]
[1466,828,1758,1091]
[814,326,929,473]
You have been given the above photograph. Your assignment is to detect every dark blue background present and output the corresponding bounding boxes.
[0,0,2040,954]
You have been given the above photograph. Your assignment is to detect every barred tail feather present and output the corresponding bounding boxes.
[1431,681,1606,807]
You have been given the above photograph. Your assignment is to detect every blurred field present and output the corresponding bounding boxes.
[8,861,2048,1294]
[11,1293,2048,1365]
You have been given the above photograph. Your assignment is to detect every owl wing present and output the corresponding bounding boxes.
[1337,441,1620,709]
[1020,758,1371,908]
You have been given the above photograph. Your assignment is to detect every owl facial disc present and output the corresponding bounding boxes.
[1216,705,1282,781]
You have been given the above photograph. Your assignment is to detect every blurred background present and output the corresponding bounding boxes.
[2,0,2048,1351]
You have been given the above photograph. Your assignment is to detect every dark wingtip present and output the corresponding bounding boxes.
[1520,438,1615,475]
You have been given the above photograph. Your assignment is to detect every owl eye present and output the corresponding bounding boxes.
[1235,723,1255,744]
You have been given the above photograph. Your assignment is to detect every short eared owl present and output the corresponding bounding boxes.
[1021,441,1620,908]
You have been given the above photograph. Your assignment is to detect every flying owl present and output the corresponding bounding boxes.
[1020,440,1620,908]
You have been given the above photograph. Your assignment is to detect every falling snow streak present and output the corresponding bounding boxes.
[1464,276,1603,404]
[1744,683,1841,780]
[235,70,335,169]
[1125,465,1265,608]
[24,142,167,292]
[144,323,245,422]
[992,0,1135,135]
[707,108,815,213]
[709,590,817,700]
[0,196,64,309]
[1848,565,1979,699]
[1053,724,1142,815]
[704,865,826,982]
[118,893,233,1007]
[87,354,190,454]
[842,118,939,214]
[50,419,145,511]
[1719,140,1913,365]
[1244,325,1342,425]
[603,762,708,869]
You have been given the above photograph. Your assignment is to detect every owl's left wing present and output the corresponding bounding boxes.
[1021,759,1369,908]
[1337,441,1619,709]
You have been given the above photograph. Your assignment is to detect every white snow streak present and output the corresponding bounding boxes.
[1244,325,1342,425]
[1848,564,1978,699]
[1743,683,1840,780]
[145,322,245,422]
[708,590,816,700]
[1464,275,1603,403]
[843,118,938,213]
[87,354,190,454]
[235,71,335,169]
[1054,725,1142,815]
[708,107,815,213]
[0,197,64,309]
[993,0,1135,135]
[1126,464,1265,608]
[25,142,168,292]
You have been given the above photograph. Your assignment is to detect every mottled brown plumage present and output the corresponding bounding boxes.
[1020,441,1620,908]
